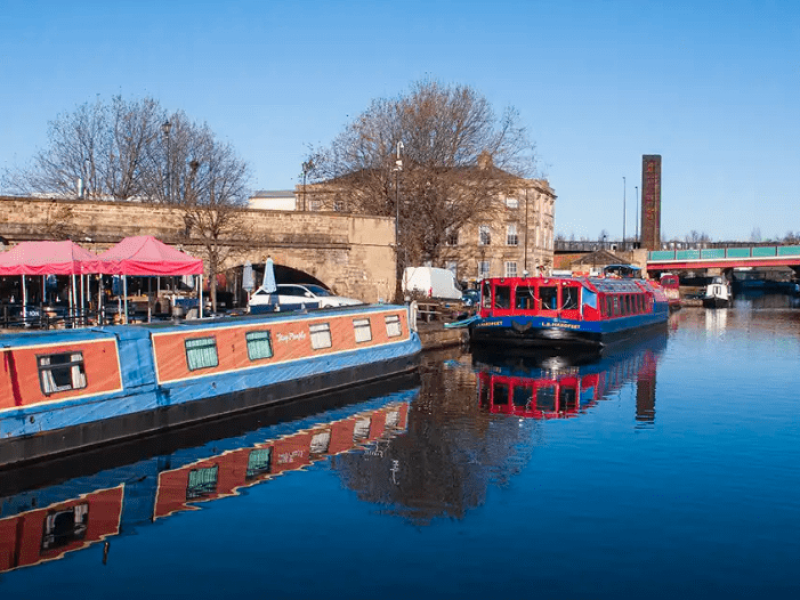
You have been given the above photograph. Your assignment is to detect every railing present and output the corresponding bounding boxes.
[648,246,800,261]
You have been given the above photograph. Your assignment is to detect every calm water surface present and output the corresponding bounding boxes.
[1,294,799,598]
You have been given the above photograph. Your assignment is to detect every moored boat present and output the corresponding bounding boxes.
[469,272,669,351]
[659,273,682,311]
[0,304,420,467]
[702,277,732,308]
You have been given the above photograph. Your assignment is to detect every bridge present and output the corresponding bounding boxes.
[646,245,800,275]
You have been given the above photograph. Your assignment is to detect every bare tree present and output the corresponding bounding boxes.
[306,79,538,274]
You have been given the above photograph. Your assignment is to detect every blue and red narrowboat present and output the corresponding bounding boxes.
[0,304,420,467]
[469,273,669,350]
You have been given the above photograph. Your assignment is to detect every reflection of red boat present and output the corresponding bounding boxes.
[474,332,667,420]
[659,274,682,311]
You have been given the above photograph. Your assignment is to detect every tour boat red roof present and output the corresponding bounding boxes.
[97,236,204,276]
[0,240,101,275]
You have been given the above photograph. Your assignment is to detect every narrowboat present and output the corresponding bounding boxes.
[469,273,669,351]
[702,277,732,308]
[0,304,421,467]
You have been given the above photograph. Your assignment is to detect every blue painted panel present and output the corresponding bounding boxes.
[701,249,725,259]
[726,248,750,258]
[777,245,800,256]
[752,246,777,257]
[649,251,675,260]
[676,250,701,260]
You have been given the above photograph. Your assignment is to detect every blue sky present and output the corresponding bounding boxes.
[2,0,798,242]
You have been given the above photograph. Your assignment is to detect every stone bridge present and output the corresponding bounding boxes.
[0,196,396,303]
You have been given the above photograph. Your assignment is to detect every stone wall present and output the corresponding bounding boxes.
[0,196,396,302]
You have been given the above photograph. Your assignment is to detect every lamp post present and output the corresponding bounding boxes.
[622,176,627,250]
[161,120,172,202]
[301,159,314,211]
[394,141,404,252]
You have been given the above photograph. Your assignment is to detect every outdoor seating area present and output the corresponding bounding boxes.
[0,236,205,331]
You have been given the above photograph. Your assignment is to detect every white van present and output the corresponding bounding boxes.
[402,267,462,300]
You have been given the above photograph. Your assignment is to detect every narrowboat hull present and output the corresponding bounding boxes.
[0,304,421,468]
[702,297,730,309]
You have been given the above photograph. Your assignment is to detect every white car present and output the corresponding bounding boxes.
[249,283,362,312]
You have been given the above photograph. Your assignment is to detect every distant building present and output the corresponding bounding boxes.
[248,190,298,211]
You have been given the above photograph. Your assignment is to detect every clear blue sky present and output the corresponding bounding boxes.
[2,0,798,242]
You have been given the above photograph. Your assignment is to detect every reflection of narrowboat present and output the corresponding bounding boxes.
[0,394,411,574]
[469,273,669,350]
[0,304,420,467]
[474,332,667,420]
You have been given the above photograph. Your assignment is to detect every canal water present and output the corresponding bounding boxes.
[1,294,799,598]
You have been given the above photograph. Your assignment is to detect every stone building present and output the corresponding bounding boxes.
[259,174,557,287]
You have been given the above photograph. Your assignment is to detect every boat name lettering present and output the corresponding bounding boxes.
[477,321,503,327]
[551,322,580,330]
[278,450,305,464]
[276,331,307,343]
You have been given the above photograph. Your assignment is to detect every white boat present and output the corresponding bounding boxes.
[703,277,732,309]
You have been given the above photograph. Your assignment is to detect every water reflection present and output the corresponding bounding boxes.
[0,376,418,575]
[472,333,668,425]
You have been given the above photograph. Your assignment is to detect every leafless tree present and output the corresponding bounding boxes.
[1,96,252,311]
[306,79,538,273]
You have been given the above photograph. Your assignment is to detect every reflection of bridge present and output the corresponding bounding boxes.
[646,245,800,275]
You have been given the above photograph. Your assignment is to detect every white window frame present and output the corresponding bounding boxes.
[478,225,491,246]
[506,223,519,246]
[505,261,518,278]
[479,261,490,279]
[309,322,332,350]
[505,197,519,209]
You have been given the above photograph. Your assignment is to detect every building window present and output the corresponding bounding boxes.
[506,197,519,209]
[506,224,519,246]
[310,322,332,350]
[385,314,402,337]
[38,352,87,396]
[505,261,518,278]
[185,337,219,371]
[479,261,490,279]
[445,228,459,246]
[309,200,321,211]
[246,330,273,361]
[479,225,491,246]
[353,318,372,343]
[333,201,345,212]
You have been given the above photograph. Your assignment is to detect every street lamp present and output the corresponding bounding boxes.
[394,141,404,250]
[302,159,314,211]
[622,176,627,249]
[161,120,172,202]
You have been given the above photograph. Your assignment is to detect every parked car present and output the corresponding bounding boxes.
[249,283,362,312]
[401,267,462,300]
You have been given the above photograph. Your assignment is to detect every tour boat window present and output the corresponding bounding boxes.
[559,386,578,414]
[513,385,532,408]
[246,448,272,479]
[481,280,492,308]
[385,314,403,338]
[246,330,273,361]
[41,503,88,552]
[540,286,558,310]
[562,287,579,310]
[582,288,597,310]
[606,297,613,316]
[493,382,510,405]
[185,337,219,371]
[310,322,333,349]
[479,380,491,408]
[516,286,538,310]
[537,386,557,412]
[613,296,620,316]
[38,352,88,396]
[493,286,511,309]
[186,465,219,500]
[353,318,373,343]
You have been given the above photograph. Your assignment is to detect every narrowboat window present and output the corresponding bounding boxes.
[310,430,332,454]
[540,286,558,310]
[246,448,272,479]
[186,465,219,500]
[562,287,579,310]
[493,286,511,309]
[385,409,399,429]
[246,330,273,361]
[516,286,538,310]
[38,352,88,396]
[310,322,333,349]
[353,417,371,441]
[385,314,403,337]
[41,503,88,552]
[185,337,219,371]
[353,318,373,343]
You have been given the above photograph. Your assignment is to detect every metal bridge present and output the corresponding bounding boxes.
[646,245,800,274]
